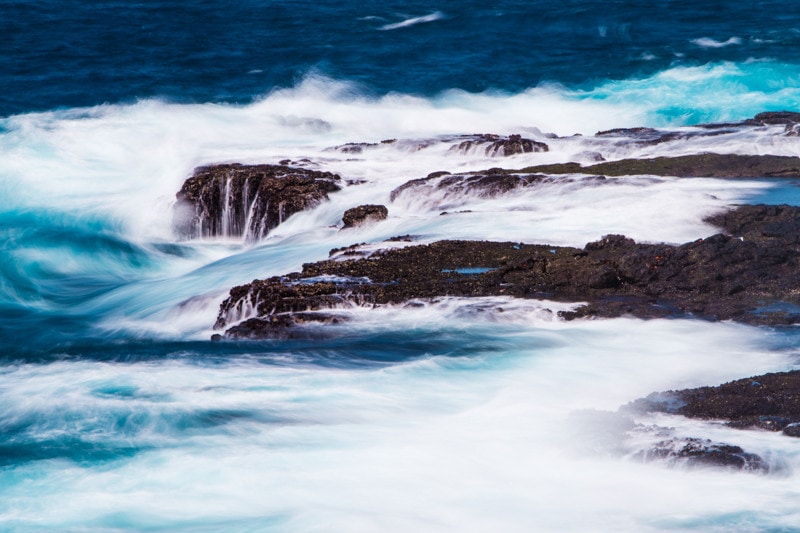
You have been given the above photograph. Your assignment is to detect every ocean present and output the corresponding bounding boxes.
[2,1,800,531]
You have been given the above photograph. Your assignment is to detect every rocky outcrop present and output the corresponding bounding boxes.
[388,154,800,209]
[593,111,800,144]
[629,370,800,437]
[568,409,770,473]
[634,437,768,472]
[449,134,549,156]
[745,111,800,135]
[173,164,341,241]
[341,204,388,228]
[327,139,397,154]
[212,204,800,338]
[389,169,600,205]
[592,126,731,146]
[390,169,546,203]
[518,153,800,178]
[319,112,799,164]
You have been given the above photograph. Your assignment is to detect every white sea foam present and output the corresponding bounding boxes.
[379,11,444,31]
[0,318,796,531]
[1,71,794,247]
[692,36,744,48]
[2,64,797,334]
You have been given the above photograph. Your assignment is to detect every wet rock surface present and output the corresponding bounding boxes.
[629,370,800,437]
[318,112,800,167]
[744,111,800,133]
[174,163,341,240]
[389,169,606,206]
[390,168,550,203]
[518,153,800,178]
[591,111,800,146]
[568,410,770,473]
[450,133,549,156]
[214,204,800,338]
[634,437,769,472]
[593,126,738,146]
[388,155,800,211]
[325,133,549,157]
[341,204,388,228]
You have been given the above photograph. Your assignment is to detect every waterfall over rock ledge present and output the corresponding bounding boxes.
[173,163,341,241]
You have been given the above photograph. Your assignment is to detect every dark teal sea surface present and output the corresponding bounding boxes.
[4,1,800,116]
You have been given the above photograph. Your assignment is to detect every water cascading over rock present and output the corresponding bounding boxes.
[173,163,342,241]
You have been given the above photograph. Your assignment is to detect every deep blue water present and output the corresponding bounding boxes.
[3,0,800,116]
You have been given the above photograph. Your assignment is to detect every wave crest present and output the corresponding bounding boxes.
[691,36,743,48]
[379,11,444,31]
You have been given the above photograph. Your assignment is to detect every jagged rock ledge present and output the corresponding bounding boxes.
[390,154,800,210]
[451,133,549,156]
[173,131,800,243]
[390,168,595,204]
[174,163,341,241]
[628,370,800,437]
[516,153,800,178]
[324,111,800,160]
[327,133,549,156]
[213,204,800,339]
[618,365,800,472]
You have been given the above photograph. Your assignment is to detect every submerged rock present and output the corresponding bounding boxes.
[635,437,768,472]
[629,370,800,436]
[212,204,800,338]
[174,163,341,241]
[567,410,769,473]
[341,204,388,228]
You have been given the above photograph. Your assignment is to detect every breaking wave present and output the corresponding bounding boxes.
[379,11,445,31]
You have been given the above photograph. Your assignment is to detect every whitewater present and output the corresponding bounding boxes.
[0,72,798,531]
[4,1,800,531]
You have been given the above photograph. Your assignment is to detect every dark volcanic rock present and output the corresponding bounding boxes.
[519,153,800,178]
[593,125,743,146]
[706,203,800,245]
[744,111,800,127]
[213,204,800,338]
[568,410,769,472]
[389,169,604,206]
[174,164,341,241]
[629,370,800,436]
[595,127,693,146]
[341,204,389,228]
[224,312,349,339]
[327,139,397,154]
[450,134,549,156]
[390,169,546,203]
[636,437,768,472]
[591,111,800,145]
